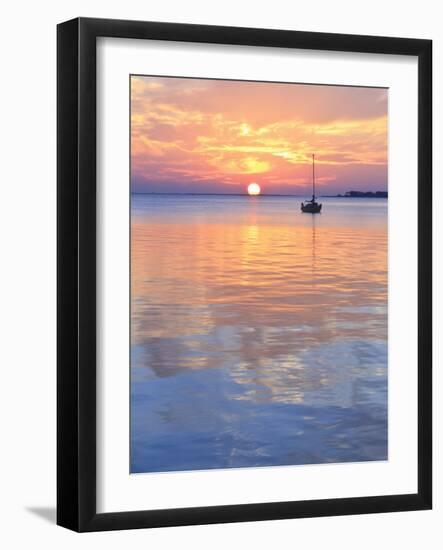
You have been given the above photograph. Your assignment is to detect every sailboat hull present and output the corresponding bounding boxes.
[301,202,322,213]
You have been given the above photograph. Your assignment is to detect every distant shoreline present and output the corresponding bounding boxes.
[322,191,388,198]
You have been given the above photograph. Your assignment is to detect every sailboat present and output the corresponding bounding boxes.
[301,154,322,213]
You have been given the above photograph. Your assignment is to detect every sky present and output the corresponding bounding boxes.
[131,76,388,195]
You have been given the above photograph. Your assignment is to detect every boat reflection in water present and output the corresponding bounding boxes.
[131,194,387,473]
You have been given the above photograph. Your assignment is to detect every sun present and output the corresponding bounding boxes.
[247,183,261,196]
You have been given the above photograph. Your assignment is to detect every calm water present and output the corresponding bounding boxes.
[131,195,388,473]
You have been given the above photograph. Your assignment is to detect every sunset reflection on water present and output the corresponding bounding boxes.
[131,195,387,473]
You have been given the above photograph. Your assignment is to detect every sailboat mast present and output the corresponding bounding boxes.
[312,154,315,200]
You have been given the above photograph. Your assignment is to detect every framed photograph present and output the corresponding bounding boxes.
[57,17,432,531]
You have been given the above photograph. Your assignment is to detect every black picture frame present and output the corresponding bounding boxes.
[57,17,432,532]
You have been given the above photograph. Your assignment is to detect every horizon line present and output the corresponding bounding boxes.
[132,192,304,197]
[131,191,387,197]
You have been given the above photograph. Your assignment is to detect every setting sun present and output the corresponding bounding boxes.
[247,183,261,196]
